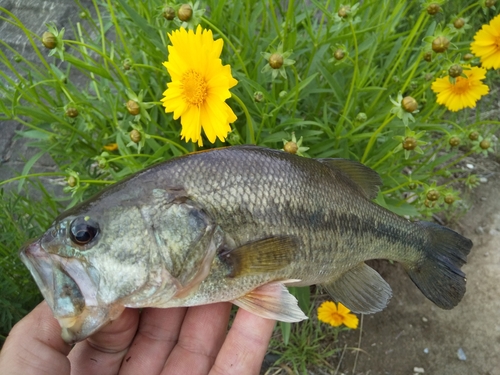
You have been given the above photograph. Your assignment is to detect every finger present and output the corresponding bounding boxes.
[209,308,276,375]
[119,307,187,375]
[69,308,139,375]
[0,301,71,375]
[162,302,232,375]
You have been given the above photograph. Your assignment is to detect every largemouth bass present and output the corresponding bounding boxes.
[20,146,472,344]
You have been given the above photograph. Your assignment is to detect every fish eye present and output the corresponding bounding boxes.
[69,217,99,246]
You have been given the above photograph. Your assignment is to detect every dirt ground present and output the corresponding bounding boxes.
[336,158,500,375]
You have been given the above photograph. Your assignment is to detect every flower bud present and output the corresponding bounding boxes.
[123,58,132,70]
[432,36,450,53]
[408,182,417,190]
[42,31,57,49]
[427,3,441,15]
[426,189,440,201]
[423,51,432,62]
[355,112,367,123]
[178,4,193,21]
[401,96,418,113]
[284,141,298,154]
[79,11,87,19]
[338,6,350,18]
[403,137,417,151]
[126,100,140,115]
[468,131,479,141]
[485,0,496,8]
[333,49,345,60]
[65,107,79,118]
[14,55,22,63]
[480,139,491,150]
[67,176,77,187]
[449,136,460,147]
[163,6,176,20]
[448,64,463,78]
[424,199,435,208]
[453,18,465,29]
[130,129,141,143]
[268,53,284,69]
[254,91,264,102]
[463,53,474,61]
[444,194,455,204]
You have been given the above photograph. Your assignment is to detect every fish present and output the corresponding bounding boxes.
[20,145,472,344]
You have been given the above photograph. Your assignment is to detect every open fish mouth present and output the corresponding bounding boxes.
[20,240,114,344]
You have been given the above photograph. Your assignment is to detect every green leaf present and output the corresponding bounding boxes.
[17,150,46,193]
[64,55,113,80]
[279,321,291,346]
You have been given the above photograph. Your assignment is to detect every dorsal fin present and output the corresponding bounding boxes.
[316,158,382,199]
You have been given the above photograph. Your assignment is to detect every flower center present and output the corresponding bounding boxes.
[330,312,344,325]
[451,76,471,94]
[182,70,208,106]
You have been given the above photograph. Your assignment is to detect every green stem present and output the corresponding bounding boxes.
[132,64,165,73]
[381,182,412,195]
[231,93,255,144]
[361,113,396,163]
[267,0,282,39]
[337,21,359,130]
[77,22,101,100]
[107,154,150,162]
[0,172,65,187]
[370,151,393,169]
[147,135,189,154]
[435,150,475,174]
[80,179,115,185]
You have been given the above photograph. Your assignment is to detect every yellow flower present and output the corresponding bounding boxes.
[161,26,238,146]
[431,66,489,112]
[470,14,500,70]
[317,301,359,329]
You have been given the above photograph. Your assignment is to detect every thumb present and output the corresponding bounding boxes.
[0,301,71,375]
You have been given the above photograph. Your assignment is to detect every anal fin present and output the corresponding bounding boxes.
[232,282,308,322]
[322,263,392,314]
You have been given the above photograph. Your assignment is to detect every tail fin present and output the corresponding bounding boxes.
[406,221,472,309]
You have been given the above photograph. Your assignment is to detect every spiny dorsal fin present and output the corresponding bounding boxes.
[220,236,298,278]
[232,282,308,322]
[316,158,382,199]
[321,263,392,314]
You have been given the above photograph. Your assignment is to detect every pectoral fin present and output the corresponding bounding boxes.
[220,236,298,278]
[232,282,308,322]
[322,263,392,314]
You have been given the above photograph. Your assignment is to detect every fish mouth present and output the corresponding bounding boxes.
[20,240,118,344]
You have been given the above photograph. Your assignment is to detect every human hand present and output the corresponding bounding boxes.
[0,301,276,375]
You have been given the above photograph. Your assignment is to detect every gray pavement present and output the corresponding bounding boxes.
[0,0,92,194]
